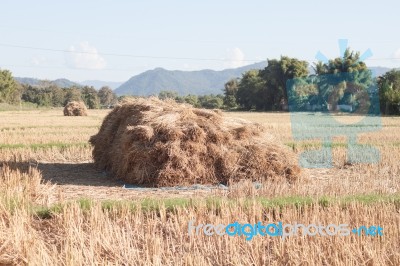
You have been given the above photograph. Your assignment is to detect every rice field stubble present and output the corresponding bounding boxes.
[0,109,399,265]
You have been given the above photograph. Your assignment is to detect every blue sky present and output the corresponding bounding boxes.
[0,0,399,82]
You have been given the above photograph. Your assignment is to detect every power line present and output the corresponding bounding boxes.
[1,42,399,63]
[0,43,261,62]
[0,64,142,72]
[1,42,399,74]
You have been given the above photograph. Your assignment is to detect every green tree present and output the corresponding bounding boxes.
[21,85,53,107]
[314,48,373,111]
[0,69,18,104]
[287,77,319,111]
[50,86,65,107]
[98,86,117,106]
[260,56,309,110]
[223,78,239,109]
[158,90,178,100]
[8,82,23,105]
[198,94,224,109]
[174,95,185,103]
[184,94,199,107]
[81,86,100,109]
[236,70,265,110]
[315,48,370,75]
[64,87,82,105]
[378,70,400,115]
[21,85,39,104]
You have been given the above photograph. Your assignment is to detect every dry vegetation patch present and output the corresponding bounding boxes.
[63,101,88,116]
[1,109,400,264]
[89,98,301,187]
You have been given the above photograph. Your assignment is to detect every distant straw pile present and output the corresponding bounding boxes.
[63,101,88,116]
[90,98,300,187]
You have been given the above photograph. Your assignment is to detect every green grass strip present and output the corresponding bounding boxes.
[285,141,400,150]
[0,142,90,150]
[0,125,99,131]
[28,193,400,219]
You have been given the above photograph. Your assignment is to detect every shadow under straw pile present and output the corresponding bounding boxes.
[90,98,300,187]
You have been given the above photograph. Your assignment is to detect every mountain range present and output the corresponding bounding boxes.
[15,63,392,96]
[79,80,123,90]
[14,77,80,88]
[114,61,268,96]
[14,78,121,90]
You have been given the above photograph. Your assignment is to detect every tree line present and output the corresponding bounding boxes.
[223,49,400,115]
[0,70,117,109]
[0,69,226,110]
[21,85,119,109]
[153,49,400,115]
[157,90,224,109]
[1,48,400,114]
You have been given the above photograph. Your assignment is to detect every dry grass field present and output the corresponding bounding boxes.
[0,108,400,265]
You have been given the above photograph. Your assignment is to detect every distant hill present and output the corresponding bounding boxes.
[15,77,123,90]
[369,66,392,77]
[308,66,391,77]
[15,77,80,88]
[115,63,392,97]
[79,80,123,90]
[14,77,43,87]
[14,77,122,90]
[114,62,268,96]
[53,78,80,88]
[14,64,392,94]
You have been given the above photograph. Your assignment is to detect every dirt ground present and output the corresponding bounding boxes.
[1,109,399,202]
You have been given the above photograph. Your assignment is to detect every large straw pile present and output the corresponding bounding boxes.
[63,101,88,116]
[90,98,300,187]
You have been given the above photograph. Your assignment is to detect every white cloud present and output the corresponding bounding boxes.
[394,48,400,59]
[224,47,245,68]
[183,63,192,69]
[65,41,106,69]
[31,56,47,66]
